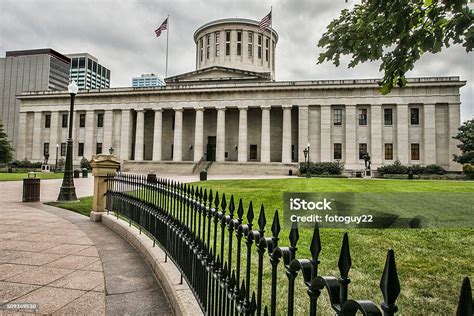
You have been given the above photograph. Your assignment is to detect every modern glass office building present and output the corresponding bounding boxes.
[132,73,165,87]
[68,53,110,89]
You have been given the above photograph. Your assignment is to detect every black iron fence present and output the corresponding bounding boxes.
[105,173,472,316]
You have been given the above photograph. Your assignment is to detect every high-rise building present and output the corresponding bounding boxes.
[0,48,70,149]
[67,53,110,90]
[132,73,165,87]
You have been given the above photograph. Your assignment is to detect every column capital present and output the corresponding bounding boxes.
[448,102,461,106]
[194,107,205,111]
[154,107,163,112]
[238,106,249,111]
[260,105,271,110]
[216,106,226,111]
[282,105,292,110]
[174,107,184,112]
[136,108,146,113]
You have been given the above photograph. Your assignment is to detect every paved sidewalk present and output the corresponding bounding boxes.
[0,178,172,315]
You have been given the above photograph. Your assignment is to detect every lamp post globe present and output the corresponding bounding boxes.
[57,80,78,202]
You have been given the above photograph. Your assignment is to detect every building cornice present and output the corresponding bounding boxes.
[17,77,466,101]
[193,18,279,42]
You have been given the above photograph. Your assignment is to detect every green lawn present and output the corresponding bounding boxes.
[47,196,93,217]
[0,172,64,181]
[194,178,473,315]
[49,178,474,314]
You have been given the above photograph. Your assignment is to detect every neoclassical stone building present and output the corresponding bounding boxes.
[16,18,464,174]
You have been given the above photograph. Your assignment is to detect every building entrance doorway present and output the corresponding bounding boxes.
[206,136,216,161]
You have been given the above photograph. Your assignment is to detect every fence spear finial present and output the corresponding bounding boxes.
[456,277,473,316]
[380,249,400,315]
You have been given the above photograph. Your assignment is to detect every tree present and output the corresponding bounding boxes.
[453,119,474,164]
[317,0,473,94]
[0,123,14,163]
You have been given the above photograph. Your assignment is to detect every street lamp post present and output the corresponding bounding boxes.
[303,142,311,178]
[57,81,78,202]
[55,144,59,172]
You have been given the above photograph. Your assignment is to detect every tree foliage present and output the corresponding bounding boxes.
[317,0,473,94]
[453,119,474,164]
[0,123,14,163]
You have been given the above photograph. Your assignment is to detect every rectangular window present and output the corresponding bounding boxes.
[72,58,78,68]
[359,109,367,126]
[225,31,231,56]
[97,113,104,128]
[237,31,242,56]
[172,115,175,130]
[79,113,86,127]
[43,143,49,157]
[44,114,51,128]
[359,143,368,159]
[411,143,420,160]
[258,35,262,59]
[78,143,84,157]
[200,38,203,61]
[410,108,420,125]
[250,144,258,160]
[96,143,103,154]
[384,109,393,125]
[265,38,269,61]
[62,114,68,128]
[248,32,253,58]
[78,57,85,68]
[384,143,393,160]
[87,59,92,70]
[334,143,342,160]
[333,109,342,126]
[215,32,220,57]
[60,143,66,156]
[206,34,211,59]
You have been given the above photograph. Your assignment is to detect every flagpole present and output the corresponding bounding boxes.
[270,6,274,81]
[165,15,169,78]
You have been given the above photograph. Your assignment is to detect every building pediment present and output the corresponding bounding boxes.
[165,66,271,84]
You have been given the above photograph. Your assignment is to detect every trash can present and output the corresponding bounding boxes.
[82,168,88,178]
[200,171,207,181]
[23,173,40,202]
[74,169,80,178]
[147,173,157,183]
[408,171,414,180]
[288,169,293,176]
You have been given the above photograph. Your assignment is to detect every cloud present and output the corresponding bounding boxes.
[0,0,472,121]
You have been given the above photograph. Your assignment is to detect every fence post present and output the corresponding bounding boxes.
[90,154,121,222]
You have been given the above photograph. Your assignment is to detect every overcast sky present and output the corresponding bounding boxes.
[1,0,472,121]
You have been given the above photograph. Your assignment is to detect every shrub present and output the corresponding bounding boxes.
[463,164,474,179]
[377,160,408,175]
[80,157,91,170]
[424,164,447,175]
[407,164,426,175]
[9,159,42,169]
[299,161,344,175]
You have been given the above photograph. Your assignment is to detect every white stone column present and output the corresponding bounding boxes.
[371,105,383,166]
[298,106,309,163]
[396,104,409,164]
[282,105,292,163]
[216,106,226,162]
[345,105,357,165]
[84,110,95,159]
[134,109,145,161]
[194,107,204,161]
[448,102,462,171]
[153,108,163,161]
[320,105,331,162]
[238,106,248,162]
[260,105,271,162]
[103,110,113,153]
[173,108,183,162]
[17,112,28,160]
[32,112,42,161]
[423,103,436,165]
[120,110,132,160]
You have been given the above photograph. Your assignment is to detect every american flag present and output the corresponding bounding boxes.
[259,11,272,31]
[155,18,168,38]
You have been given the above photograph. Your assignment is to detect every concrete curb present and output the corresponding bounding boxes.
[101,213,203,316]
